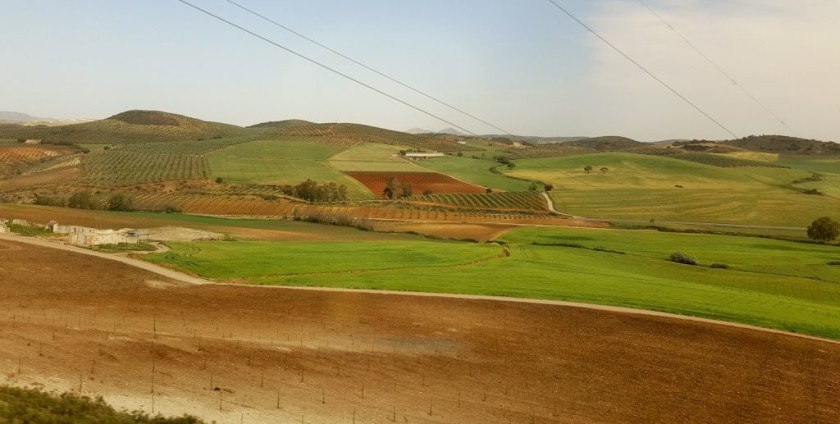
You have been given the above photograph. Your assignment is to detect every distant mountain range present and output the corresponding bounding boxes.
[0,111,93,126]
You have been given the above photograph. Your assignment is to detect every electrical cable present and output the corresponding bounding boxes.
[223,0,516,136]
[637,0,798,136]
[546,0,739,139]
[174,0,479,136]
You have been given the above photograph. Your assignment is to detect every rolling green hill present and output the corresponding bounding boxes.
[0,110,251,144]
[507,152,840,226]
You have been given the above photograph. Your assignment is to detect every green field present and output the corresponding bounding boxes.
[506,152,840,226]
[145,240,501,280]
[327,142,419,172]
[207,139,371,198]
[414,154,533,191]
[146,226,840,339]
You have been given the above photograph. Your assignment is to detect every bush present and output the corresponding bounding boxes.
[0,385,205,423]
[107,193,134,211]
[34,194,66,207]
[67,191,97,210]
[828,260,840,266]
[669,251,698,265]
[710,263,729,269]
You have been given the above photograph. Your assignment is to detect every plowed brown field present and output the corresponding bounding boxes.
[345,171,486,196]
[0,239,838,423]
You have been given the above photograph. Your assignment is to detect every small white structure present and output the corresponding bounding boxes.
[50,222,149,246]
[403,152,445,160]
[24,139,42,145]
[0,219,8,234]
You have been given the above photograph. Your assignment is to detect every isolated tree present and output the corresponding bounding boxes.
[584,165,593,173]
[600,167,609,174]
[383,177,399,199]
[807,217,840,243]
[544,184,554,192]
[485,187,493,194]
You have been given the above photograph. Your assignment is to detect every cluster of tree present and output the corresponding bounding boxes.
[35,191,134,211]
[278,179,348,203]
[383,177,413,199]
[493,155,516,169]
[583,165,609,174]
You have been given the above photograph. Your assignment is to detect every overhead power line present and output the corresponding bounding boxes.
[637,0,798,136]
[224,0,515,136]
[546,0,739,139]
[174,0,479,136]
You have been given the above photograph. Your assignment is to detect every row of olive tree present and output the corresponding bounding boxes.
[277,179,348,203]
[35,191,134,211]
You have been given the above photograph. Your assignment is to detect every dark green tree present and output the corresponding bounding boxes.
[107,193,134,211]
[807,217,840,243]
[67,191,96,210]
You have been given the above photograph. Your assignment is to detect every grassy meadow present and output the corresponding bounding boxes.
[414,154,533,192]
[145,225,840,339]
[327,142,419,172]
[505,152,840,226]
[207,139,372,199]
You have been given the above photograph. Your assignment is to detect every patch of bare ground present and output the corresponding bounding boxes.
[0,240,838,423]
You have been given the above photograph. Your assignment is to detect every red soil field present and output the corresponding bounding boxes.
[0,238,838,423]
[345,171,486,196]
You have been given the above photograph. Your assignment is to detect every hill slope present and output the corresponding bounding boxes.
[0,110,248,144]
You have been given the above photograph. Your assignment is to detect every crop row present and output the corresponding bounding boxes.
[130,193,560,226]
[407,192,547,212]
[274,123,464,152]
[116,135,258,155]
[81,151,209,185]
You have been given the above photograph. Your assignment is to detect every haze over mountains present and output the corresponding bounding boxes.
[0,111,93,126]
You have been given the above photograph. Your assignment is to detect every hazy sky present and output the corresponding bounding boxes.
[3,0,838,141]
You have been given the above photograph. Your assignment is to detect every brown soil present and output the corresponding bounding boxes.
[1,240,838,423]
[345,171,487,196]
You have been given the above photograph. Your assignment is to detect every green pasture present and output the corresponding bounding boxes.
[506,152,840,226]
[414,155,533,191]
[207,139,370,198]
[145,240,500,279]
[146,226,840,339]
[327,142,419,172]
[778,155,840,174]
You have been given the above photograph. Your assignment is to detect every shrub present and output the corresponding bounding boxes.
[828,260,840,266]
[710,263,729,269]
[67,191,97,210]
[669,251,698,265]
[107,193,134,211]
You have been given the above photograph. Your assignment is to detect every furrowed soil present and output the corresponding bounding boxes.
[345,171,486,195]
[1,239,838,423]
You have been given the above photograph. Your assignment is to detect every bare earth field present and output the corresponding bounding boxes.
[1,239,839,423]
[345,171,487,196]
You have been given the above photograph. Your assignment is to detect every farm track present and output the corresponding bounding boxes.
[1,232,835,346]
